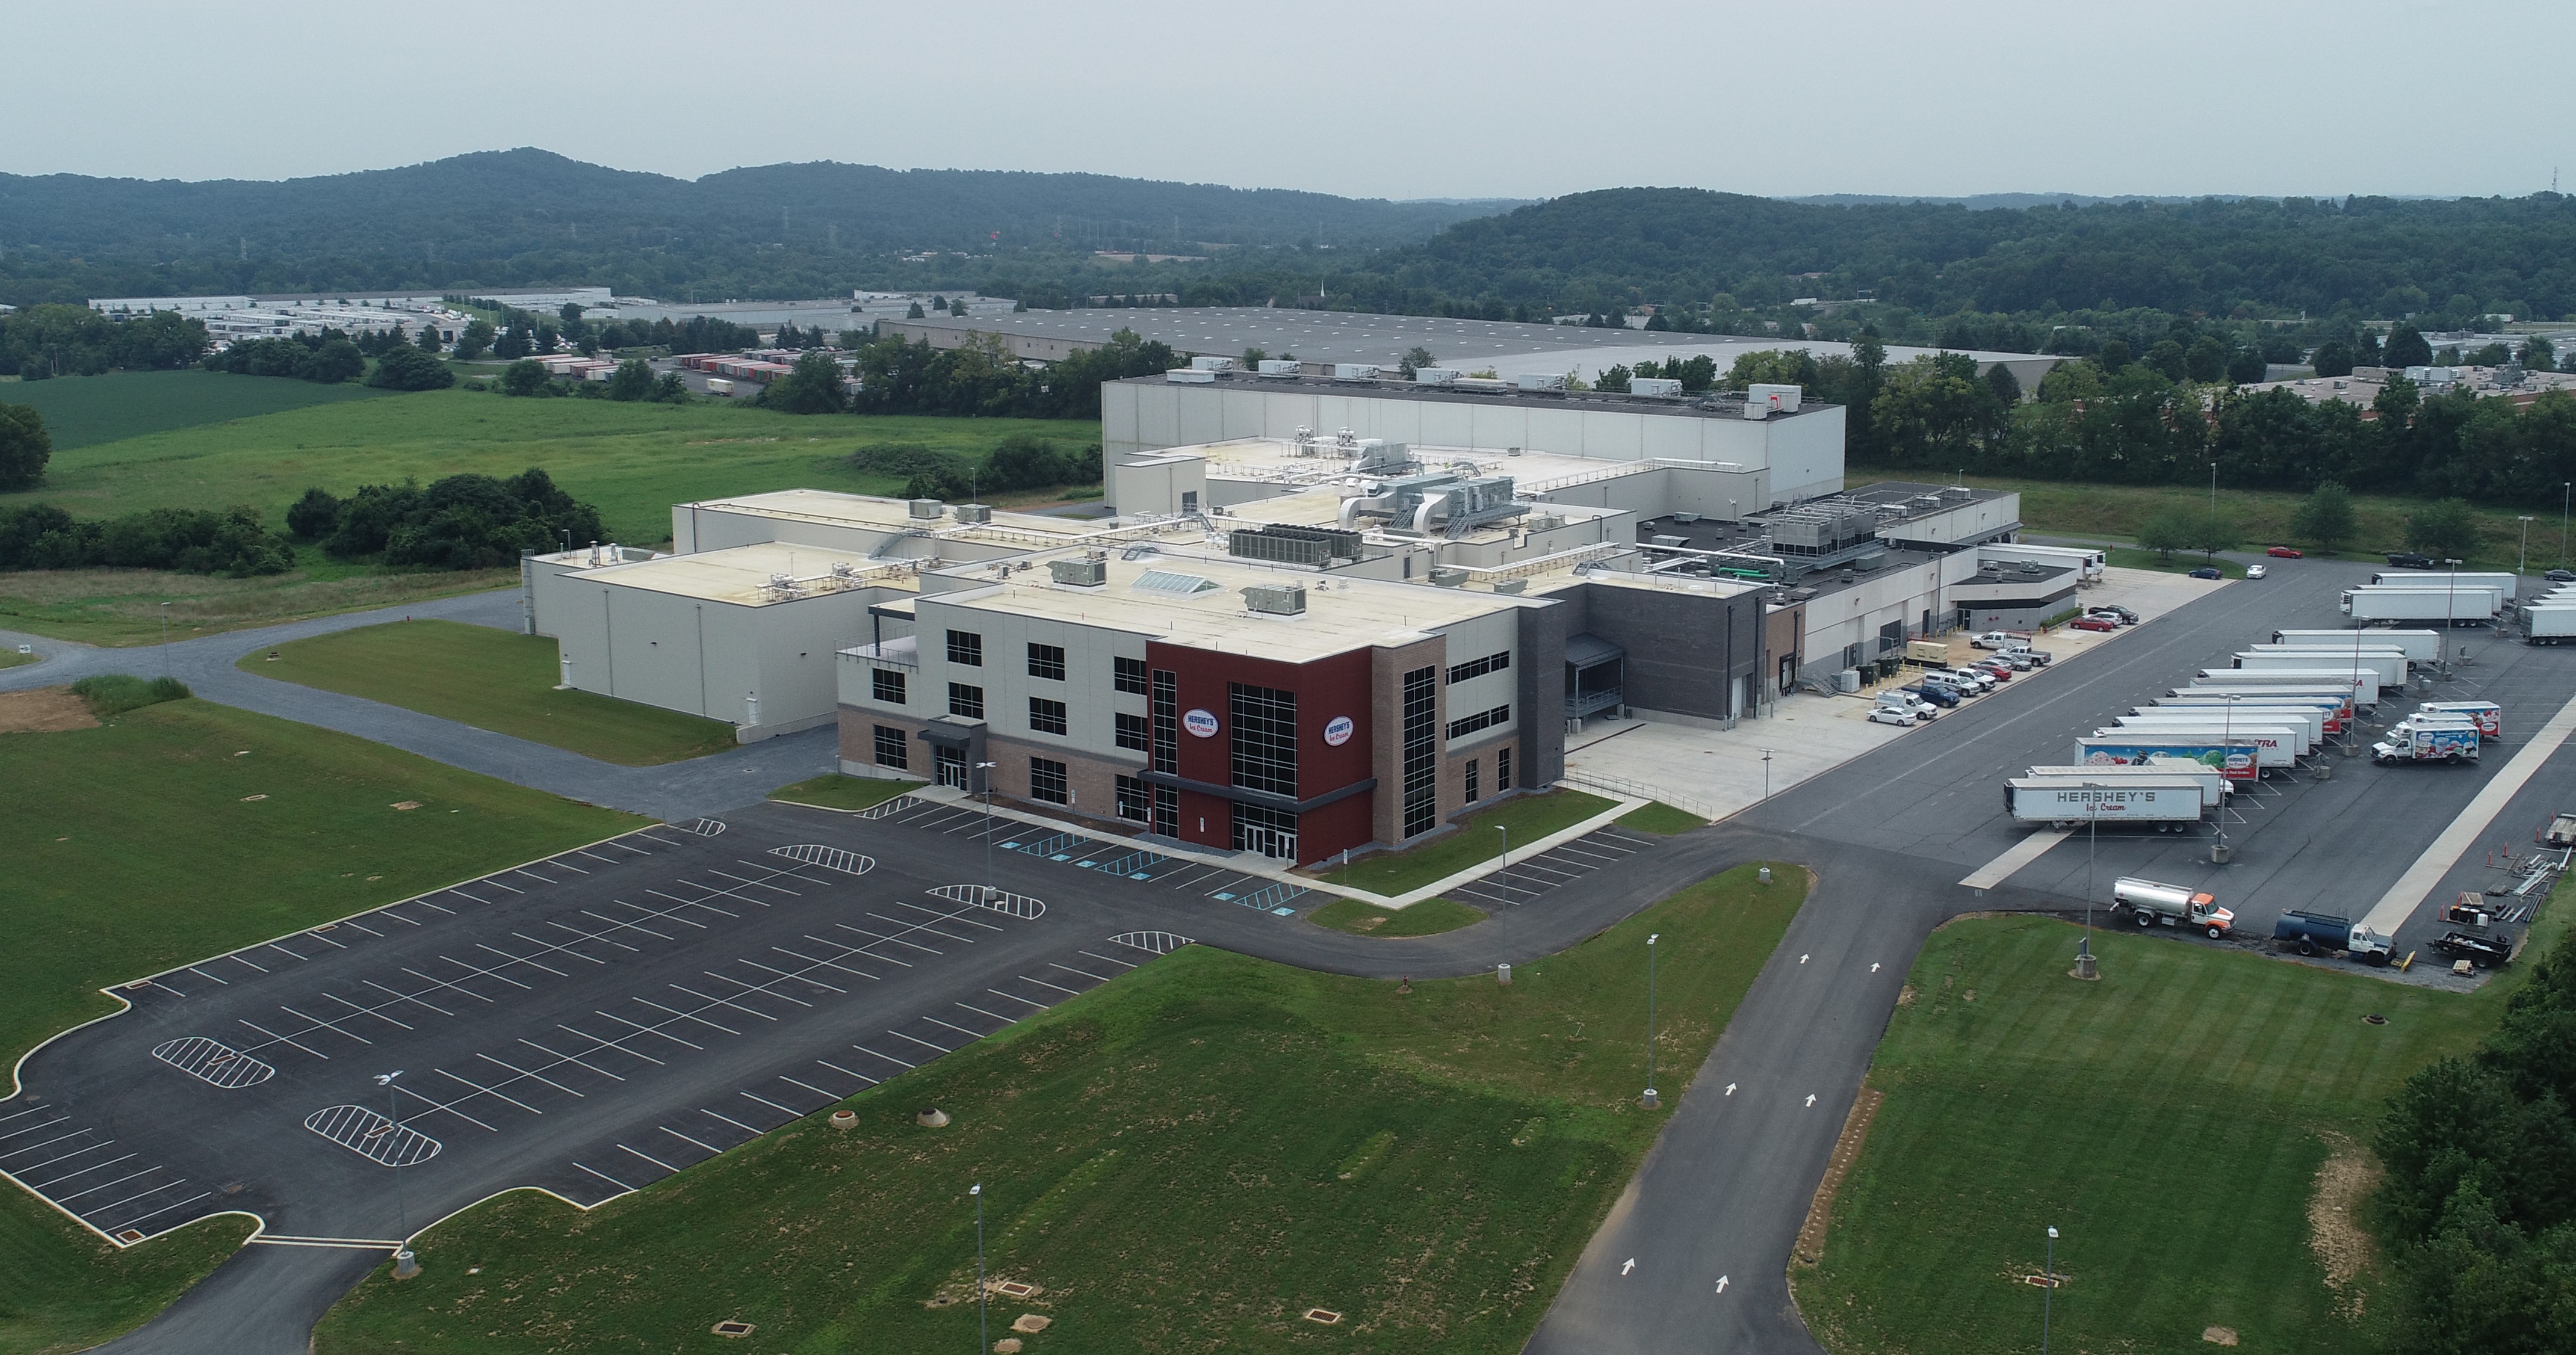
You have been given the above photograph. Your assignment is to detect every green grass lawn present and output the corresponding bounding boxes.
[0,370,397,451]
[312,862,1803,1355]
[767,773,918,813]
[1615,801,1707,835]
[1794,912,2554,1355]
[0,554,517,647]
[1312,789,1617,897]
[0,698,642,1351]
[1307,896,1488,937]
[2,387,1097,545]
[0,647,35,669]
[247,620,737,765]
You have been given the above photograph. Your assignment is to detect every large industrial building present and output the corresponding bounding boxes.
[510,359,2095,866]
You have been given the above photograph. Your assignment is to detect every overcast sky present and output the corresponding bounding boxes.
[8,1,2566,202]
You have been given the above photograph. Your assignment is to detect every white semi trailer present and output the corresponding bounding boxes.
[2158,693,2350,733]
[2004,778,2211,830]
[2526,606,2576,644]
[2133,705,2327,742]
[2193,669,2384,706]
[2024,763,2231,806]
[2233,651,2407,687]
[2342,587,2503,624]
[2108,718,2309,758]
[2270,629,2441,664]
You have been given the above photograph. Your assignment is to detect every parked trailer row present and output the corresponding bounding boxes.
[2234,649,2409,687]
[2075,735,2260,780]
[2154,693,2348,735]
[2004,778,2211,830]
[2105,717,2308,759]
[2271,628,2442,664]
[2197,668,2384,706]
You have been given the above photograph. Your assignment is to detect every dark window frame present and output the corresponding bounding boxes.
[948,682,985,720]
[872,724,908,769]
[1026,642,1066,681]
[1114,711,1151,752]
[946,629,983,667]
[1446,650,1512,685]
[1029,757,1069,805]
[1228,682,1299,797]
[1446,703,1511,741]
[1114,655,1150,695]
[871,667,907,705]
[1029,696,1068,736]
[1402,665,1438,838]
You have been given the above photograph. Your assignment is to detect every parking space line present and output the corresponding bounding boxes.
[778,1074,834,1099]
[634,995,737,1037]
[302,930,348,950]
[572,1161,633,1192]
[30,1151,138,1190]
[227,955,268,974]
[410,897,457,915]
[704,970,813,1008]
[955,1001,1012,1023]
[778,941,882,983]
[111,1191,214,1231]
[581,908,671,942]
[852,1045,915,1069]
[235,1018,329,1061]
[617,1143,680,1173]
[1050,962,1115,983]
[184,966,230,985]
[605,897,717,930]
[0,1104,53,1125]
[670,984,776,1023]
[562,1022,666,1066]
[1016,975,1082,997]
[438,1066,549,1114]
[546,858,590,875]
[519,1036,628,1082]
[734,957,843,994]
[373,908,423,926]
[86,1179,187,1217]
[510,868,558,886]
[435,955,533,992]
[277,1005,373,1046]
[543,919,637,954]
[338,920,384,938]
[816,1059,876,1084]
[830,924,924,964]
[660,1125,720,1155]
[49,1164,166,1203]
[9,1138,111,1174]
[885,1029,952,1055]
[379,1085,497,1133]
[368,977,456,1017]
[264,942,308,962]
[700,1108,761,1137]
[1079,950,1139,969]
[739,1090,802,1116]
[0,1112,70,1140]
[865,911,976,945]
[985,989,1047,1010]
[1,1123,90,1156]
[887,898,1007,931]
[319,992,412,1031]
[595,1009,702,1051]
[921,1016,985,1040]
[475,877,522,895]
[477,941,571,977]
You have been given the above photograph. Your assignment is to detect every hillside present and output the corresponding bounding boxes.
[1210,187,2576,327]
[0,149,1519,306]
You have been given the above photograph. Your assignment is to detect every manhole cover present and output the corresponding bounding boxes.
[711,1319,756,1338]
[2362,1013,2388,1025]
[994,1281,1039,1298]
[116,1229,144,1244]
[1304,1308,1343,1324]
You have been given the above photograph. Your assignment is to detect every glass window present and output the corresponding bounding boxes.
[1228,682,1298,797]
[1114,655,1149,695]
[1114,775,1149,823]
[1151,785,1178,837]
[872,724,908,769]
[948,683,985,719]
[871,668,906,705]
[1497,745,1514,792]
[1029,697,1068,736]
[1115,712,1151,752]
[1466,758,1481,803]
[1027,643,1066,681]
[946,630,983,666]
[1150,670,1178,774]
[1230,801,1299,858]
[1446,703,1511,740]
[1446,650,1511,685]
[1402,666,1437,838]
[1029,757,1069,805]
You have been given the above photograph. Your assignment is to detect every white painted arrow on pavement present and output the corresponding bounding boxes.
[1800,954,1810,964]
[1621,1258,1636,1275]
[1805,1094,1816,1107]
[1725,1082,1736,1096]
[1715,1275,1730,1294]
[1871,962,1881,972]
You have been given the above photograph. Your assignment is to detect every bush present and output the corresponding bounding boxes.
[365,344,456,391]
[69,673,192,715]
[285,487,344,540]
[0,502,291,575]
[0,401,50,490]
[317,469,607,570]
[498,359,553,397]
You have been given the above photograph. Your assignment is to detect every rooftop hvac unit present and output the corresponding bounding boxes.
[1493,578,1528,594]
[1748,382,1804,412]
[1514,372,1566,391]
[1228,523,1362,567]
[1165,368,1216,383]
[1630,377,1684,397]
[1189,355,1236,371]
[1352,438,1412,475]
[1333,363,1380,379]
[952,503,992,524]
[1428,566,1469,588]
[1414,367,1459,384]
[1257,359,1302,376]
[1242,582,1307,616]
[1854,550,1888,572]
[1048,557,1108,587]
[907,498,944,520]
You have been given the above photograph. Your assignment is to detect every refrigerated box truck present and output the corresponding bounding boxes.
[2004,778,2209,830]
[2417,701,2501,738]
[2075,735,2261,780]
[2107,718,2309,759]
[2271,629,2441,664]
[2525,606,2576,644]
[2372,724,2481,765]
[2024,764,2231,806]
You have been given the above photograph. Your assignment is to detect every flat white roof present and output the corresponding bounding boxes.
[572,541,923,607]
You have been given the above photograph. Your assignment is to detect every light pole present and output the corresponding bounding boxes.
[1495,825,1509,903]
[1761,748,1773,802]
[2043,1226,2058,1355]
[2520,516,2536,576]
[159,601,170,672]
[970,1183,987,1354]
[2443,560,2462,679]
[2079,810,2097,977]
[2562,482,2569,567]
[374,1070,414,1276]
[1643,933,1659,1109]
[2208,461,2218,555]
[2214,694,2238,863]
[975,761,999,902]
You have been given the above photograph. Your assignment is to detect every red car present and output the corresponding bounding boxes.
[2267,546,2303,558]
[2071,614,2119,632]
[1972,661,2014,681]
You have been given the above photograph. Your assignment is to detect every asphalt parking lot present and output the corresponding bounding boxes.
[1739,557,2576,967]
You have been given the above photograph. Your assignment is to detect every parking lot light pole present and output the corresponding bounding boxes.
[2043,1226,2058,1355]
[374,1070,415,1276]
[159,602,170,672]
[2521,517,2536,576]
[1762,748,1773,802]
[2562,483,2569,567]
[970,1183,987,1353]
[1495,825,1509,902]
[1643,933,1659,1108]
[975,761,999,903]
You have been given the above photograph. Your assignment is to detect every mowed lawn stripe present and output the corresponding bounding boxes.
[248,619,737,765]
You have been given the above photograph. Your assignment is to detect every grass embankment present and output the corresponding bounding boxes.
[1796,910,2560,1355]
[1616,801,1708,835]
[1307,896,1488,937]
[1,387,1095,544]
[767,773,918,813]
[1865,465,2562,572]
[1313,789,1617,897]
[0,557,518,648]
[0,369,396,450]
[0,699,643,1350]
[314,862,1803,1354]
[249,619,737,765]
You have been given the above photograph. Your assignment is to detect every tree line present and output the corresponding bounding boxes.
[848,436,1104,502]
[0,304,208,378]
[285,469,607,570]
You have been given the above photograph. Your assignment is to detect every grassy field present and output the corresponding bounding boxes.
[767,773,918,813]
[1866,465,2572,573]
[0,699,642,1351]
[249,619,737,765]
[1,388,1097,545]
[1615,802,1707,835]
[1308,896,1488,937]
[0,370,397,451]
[1311,789,1617,897]
[313,862,1803,1355]
[0,555,515,647]
[1794,912,2556,1355]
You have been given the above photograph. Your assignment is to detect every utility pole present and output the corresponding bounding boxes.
[970,1184,987,1353]
[2043,1226,2058,1354]
[976,761,1000,903]
[2521,516,2536,576]
[1643,933,1659,1108]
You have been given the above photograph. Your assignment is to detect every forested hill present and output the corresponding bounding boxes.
[1239,187,2576,327]
[0,149,1519,305]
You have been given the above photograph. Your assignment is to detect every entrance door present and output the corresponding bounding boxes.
[1230,803,1299,860]
[935,745,967,789]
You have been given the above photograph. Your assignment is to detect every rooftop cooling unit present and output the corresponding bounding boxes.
[1331,363,1379,380]
[1630,377,1684,397]
[1514,372,1566,391]
[1228,523,1363,567]
[907,499,944,520]
[952,503,992,524]
[1352,438,1412,475]
[1428,567,1469,588]
[1048,557,1108,587]
[1189,355,1236,371]
[1242,582,1307,616]
[1257,359,1302,376]
[1165,368,1216,383]
[1414,367,1459,384]
[1748,382,1804,413]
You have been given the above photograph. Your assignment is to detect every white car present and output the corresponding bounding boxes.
[1943,667,1998,692]
[1867,705,1917,727]
[2246,563,2268,579]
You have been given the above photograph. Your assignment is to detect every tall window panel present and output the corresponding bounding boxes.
[1228,682,1298,797]
[1402,665,1438,838]
[1150,670,1178,775]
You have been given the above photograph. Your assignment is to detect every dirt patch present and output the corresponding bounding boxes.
[0,687,99,734]
[2309,1129,2382,1318]
[1795,1087,1884,1264]
[2203,1327,2239,1345]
